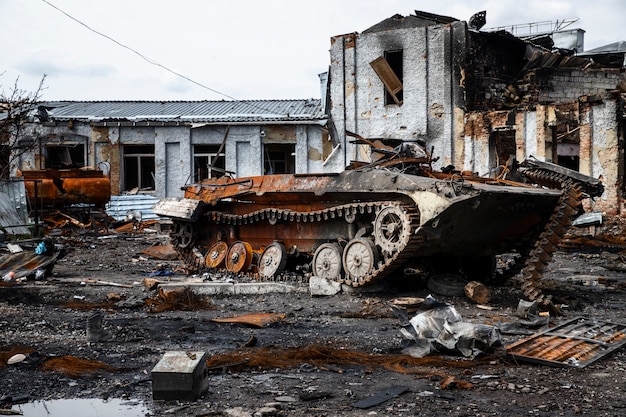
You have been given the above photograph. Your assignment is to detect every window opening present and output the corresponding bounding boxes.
[45,143,85,169]
[193,144,225,181]
[370,50,403,105]
[123,145,155,191]
[264,144,295,174]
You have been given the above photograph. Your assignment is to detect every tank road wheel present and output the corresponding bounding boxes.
[342,238,380,284]
[205,241,228,269]
[258,242,288,279]
[373,205,411,257]
[226,241,253,273]
[171,221,195,249]
[312,243,343,280]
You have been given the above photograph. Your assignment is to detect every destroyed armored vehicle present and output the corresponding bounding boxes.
[154,137,603,305]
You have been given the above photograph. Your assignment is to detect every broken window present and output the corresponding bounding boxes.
[264,144,295,174]
[489,130,516,177]
[123,145,155,192]
[370,50,403,105]
[45,143,85,169]
[193,144,225,182]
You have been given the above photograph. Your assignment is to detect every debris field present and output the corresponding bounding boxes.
[2,218,626,416]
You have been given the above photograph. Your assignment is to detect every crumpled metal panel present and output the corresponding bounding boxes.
[505,317,626,368]
[153,197,202,220]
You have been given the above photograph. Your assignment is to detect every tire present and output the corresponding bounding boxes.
[427,273,468,297]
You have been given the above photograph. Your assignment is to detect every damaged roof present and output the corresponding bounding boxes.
[363,10,458,34]
[43,99,326,125]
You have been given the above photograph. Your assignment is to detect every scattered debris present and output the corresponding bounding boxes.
[6,354,26,365]
[142,277,165,290]
[396,295,502,358]
[141,243,178,260]
[204,344,483,377]
[340,298,395,318]
[41,356,117,378]
[464,280,491,304]
[391,297,426,315]
[86,311,111,343]
[506,317,626,368]
[572,211,603,227]
[145,288,213,312]
[439,375,474,390]
[0,245,64,282]
[211,312,286,328]
[83,279,133,288]
[352,385,409,409]
[0,347,35,370]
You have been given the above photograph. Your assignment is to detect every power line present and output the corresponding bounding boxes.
[41,0,239,101]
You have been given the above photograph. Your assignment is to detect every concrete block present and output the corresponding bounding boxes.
[309,276,341,296]
[157,282,235,295]
[233,282,302,295]
[151,351,209,401]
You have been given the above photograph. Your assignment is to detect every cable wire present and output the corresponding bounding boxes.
[40,0,295,117]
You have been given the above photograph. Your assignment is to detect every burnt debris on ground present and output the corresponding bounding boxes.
[1,216,626,416]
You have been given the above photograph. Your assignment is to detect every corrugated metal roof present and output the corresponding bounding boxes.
[45,99,326,124]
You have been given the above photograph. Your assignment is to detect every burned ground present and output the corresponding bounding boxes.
[2,222,626,416]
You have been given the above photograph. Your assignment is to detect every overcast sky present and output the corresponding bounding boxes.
[2,0,626,102]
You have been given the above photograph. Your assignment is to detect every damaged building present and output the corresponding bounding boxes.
[327,11,626,214]
[6,10,626,217]
[11,99,328,203]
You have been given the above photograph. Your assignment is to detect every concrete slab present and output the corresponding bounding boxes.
[157,282,235,295]
[156,281,306,295]
[233,282,304,295]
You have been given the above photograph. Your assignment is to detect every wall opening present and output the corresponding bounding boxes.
[193,144,225,181]
[489,129,516,176]
[45,143,85,169]
[552,124,580,171]
[123,144,155,192]
[264,143,295,174]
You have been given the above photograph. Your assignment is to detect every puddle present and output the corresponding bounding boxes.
[12,398,149,416]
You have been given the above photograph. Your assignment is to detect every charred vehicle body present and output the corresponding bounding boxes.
[154,138,603,306]
[19,168,111,223]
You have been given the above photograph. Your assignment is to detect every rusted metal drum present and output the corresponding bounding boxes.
[19,168,111,208]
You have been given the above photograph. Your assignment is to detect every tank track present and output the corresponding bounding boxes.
[513,169,584,308]
[171,201,424,287]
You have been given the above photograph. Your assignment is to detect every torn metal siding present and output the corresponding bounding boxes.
[506,317,626,368]
[106,194,160,221]
[0,180,31,235]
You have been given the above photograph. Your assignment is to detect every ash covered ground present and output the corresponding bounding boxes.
[2,220,626,416]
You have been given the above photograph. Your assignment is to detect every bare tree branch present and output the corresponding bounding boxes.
[0,75,47,179]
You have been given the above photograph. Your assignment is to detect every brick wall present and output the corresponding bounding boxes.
[535,69,624,103]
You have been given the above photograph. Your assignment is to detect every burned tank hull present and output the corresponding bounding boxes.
[154,137,604,306]
[155,166,573,293]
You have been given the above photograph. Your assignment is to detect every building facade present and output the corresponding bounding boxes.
[327,11,626,214]
[15,99,329,199]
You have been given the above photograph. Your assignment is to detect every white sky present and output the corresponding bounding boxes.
[2,0,626,101]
